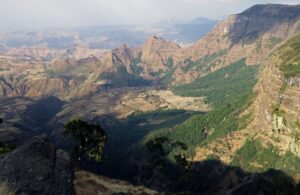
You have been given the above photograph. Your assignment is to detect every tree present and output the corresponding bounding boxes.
[145,136,189,169]
[64,119,107,162]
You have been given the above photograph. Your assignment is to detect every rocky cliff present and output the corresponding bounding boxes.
[247,33,300,157]
[173,4,300,84]
[193,33,300,181]
[0,134,74,195]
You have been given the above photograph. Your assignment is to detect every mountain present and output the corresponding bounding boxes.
[1,3,300,194]
[191,32,300,179]
[170,4,300,84]
[137,35,181,76]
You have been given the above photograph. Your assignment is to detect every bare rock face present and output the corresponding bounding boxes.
[0,134,74,195]
[174,4,300,84]
[139,35,181,73]
[111,44,135,73]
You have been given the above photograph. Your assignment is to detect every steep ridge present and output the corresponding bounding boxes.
[173,4,300,84]
[193,34,300,180]
[248,34,300,156]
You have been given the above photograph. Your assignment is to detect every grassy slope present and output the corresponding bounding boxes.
[277,34,300,78]
[231,139,300,176]
[231,34,300,177]
[146,59,259,154]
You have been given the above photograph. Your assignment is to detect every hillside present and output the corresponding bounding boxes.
[192,33,300,181]
[172,4,300,84]
[0,4,299,99]
[1,3,300,195]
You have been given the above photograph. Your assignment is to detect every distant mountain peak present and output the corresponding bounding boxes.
[239,3,300,19]
[143,35,180,50]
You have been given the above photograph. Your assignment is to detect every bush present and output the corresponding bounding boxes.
[64,119,107,162]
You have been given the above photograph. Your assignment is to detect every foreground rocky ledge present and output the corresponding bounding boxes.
[0,134,74,195]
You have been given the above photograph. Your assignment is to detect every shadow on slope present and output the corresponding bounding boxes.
[79,155,300,194]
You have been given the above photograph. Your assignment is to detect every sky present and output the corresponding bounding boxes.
[0,0,299,29]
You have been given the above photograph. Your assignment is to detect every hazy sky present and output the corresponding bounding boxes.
[0,0,299,29]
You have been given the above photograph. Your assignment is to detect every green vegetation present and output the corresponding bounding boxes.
[182,49,227,72]
[145,136,188,167]
[0,143,16,155]
[231,139,300,176]
[130,52,143,74]
[267,36,282,49]
[174,58,259,108]
[97,109,197,179]
[64,119,107,162]
[291,121,300,141]
[160,66,177,86]
[277,34,300,78]
[166,57,174,68]
[120,109,198,145]
[146,59,258,155]
[148,93,255,154]
[279,63,300,78]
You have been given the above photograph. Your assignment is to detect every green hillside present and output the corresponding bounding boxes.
[147,59,259,155]
[277,34,300,78]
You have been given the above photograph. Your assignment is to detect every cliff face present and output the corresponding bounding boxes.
[173,4,300,84]
[247,34,300,156]
[139,35,181,73]
[193,34,300,173]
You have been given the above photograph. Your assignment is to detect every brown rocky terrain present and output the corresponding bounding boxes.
[138,36,181,75]
[52,88,208,124]
[0,4,298,100]
[172,4,300,84]
[0,4,300,194]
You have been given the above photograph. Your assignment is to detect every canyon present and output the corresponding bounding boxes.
[0,3,300,195]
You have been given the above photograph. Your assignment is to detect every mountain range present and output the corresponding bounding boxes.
[0,3,300,195]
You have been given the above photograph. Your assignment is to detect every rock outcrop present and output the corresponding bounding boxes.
[139,35,181,73]
[173,4,300,84]
[0,134,74,195]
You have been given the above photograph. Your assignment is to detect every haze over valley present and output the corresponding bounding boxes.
[0,1,300,195]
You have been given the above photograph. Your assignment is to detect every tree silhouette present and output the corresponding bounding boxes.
[64,119,107,162]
